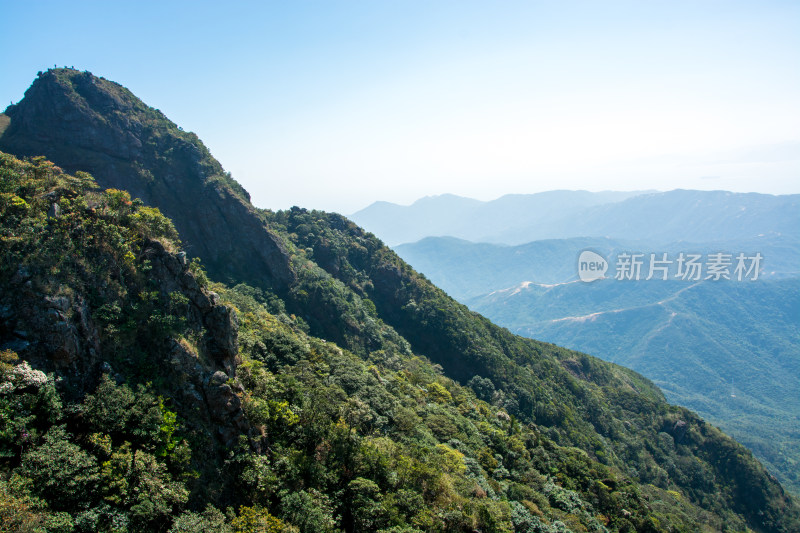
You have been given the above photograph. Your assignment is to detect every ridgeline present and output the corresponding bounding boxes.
[0,68,797,532]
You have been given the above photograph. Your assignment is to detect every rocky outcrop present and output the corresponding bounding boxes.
[168,339,254,450]
[0,68,289,449]
[671,419,688,443]
[142,239,238,374]
[0,69,295,293]
[140,239,254,447]
[0,269,102,391]
[0,235,252,447]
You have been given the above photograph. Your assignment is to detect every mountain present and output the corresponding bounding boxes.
[396,235,800,300]
[351,191,650,246]
[470,278,800,494]
[0,68,295,292]
[395,236,800,494]
[352,190,800,246]
[1,68,799,532]
[394,236,617,299]
[554,190,800,245]
[350,194,484,247]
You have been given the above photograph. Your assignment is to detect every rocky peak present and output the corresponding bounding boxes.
[0,68,295,292]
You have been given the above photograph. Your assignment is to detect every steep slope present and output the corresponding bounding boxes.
[2,69,799,531]
[271,207,800,531]
[393,235,800,493]
[469,278,800,494]
[0,152,735,533]
[0,68,294,291]
[0,153,251,530]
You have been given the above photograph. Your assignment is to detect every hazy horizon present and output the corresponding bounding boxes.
[348,187,798,215]
[2,1,798,214]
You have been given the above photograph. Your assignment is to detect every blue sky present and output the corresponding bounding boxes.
[2,1,798,213]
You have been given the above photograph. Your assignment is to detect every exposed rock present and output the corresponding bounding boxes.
[142,239,239,373]
[202,370,247,447]
[132,239,254,445]
[0,231,250,448]
[0,69,296,294]
[44,295,69,311]
[1,292,89,371]
[168,339,251,448]
[671,420,688,443]
[47,202,60,219]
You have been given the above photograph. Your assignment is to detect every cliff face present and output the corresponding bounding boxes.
[139,239,253,448]
[2,70,800,532]
[0,69,294,292]
[0,153,249,450]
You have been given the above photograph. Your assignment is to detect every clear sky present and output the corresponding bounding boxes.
[2,0,798,214]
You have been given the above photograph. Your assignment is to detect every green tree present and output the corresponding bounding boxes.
[19,426,100,511]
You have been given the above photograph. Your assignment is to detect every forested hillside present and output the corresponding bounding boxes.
[394,236,800,493]
[1,69,799,532]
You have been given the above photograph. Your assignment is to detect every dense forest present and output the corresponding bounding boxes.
[390,235,800,494]
[1,69,799,532]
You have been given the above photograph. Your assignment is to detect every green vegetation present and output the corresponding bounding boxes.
[464,277,800,495]
[0,153,711,532]
[2,153,795,532]
[1,69,799,532]
[0,68,291,295]
[3,69,249,206]
[395,235,800,494]
[264,207,800,531]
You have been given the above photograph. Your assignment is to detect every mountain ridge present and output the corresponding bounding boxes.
[393,234,800,494]
[0,68,295,293]
[352,188,800,246]
[1,68,798,532]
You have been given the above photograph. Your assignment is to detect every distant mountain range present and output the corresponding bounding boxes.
[468,275,800,494]
[396,235,800,300]
[390,196,800,494]
[352,190,800,246]
[7,68,800,531]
